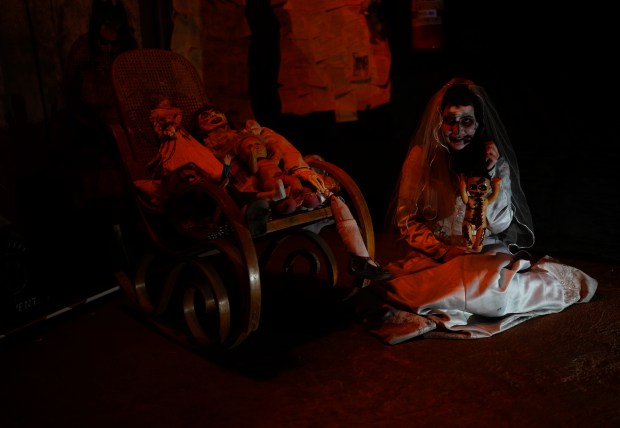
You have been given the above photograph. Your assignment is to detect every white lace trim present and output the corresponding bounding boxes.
[557,264,582,304]
[540,258,582,304]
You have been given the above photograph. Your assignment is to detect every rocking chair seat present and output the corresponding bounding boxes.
[110,48,375,352]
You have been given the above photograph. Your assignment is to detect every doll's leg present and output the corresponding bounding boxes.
[330,195,369,258]
[244,198,271,237]
[462,221,474,250]
[329,195,391,281]
[473,226,486,252]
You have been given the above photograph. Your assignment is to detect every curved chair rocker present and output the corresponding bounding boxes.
[110,49,375,353]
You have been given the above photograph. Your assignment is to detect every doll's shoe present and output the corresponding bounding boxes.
[245,199,271,237]
[349,255,392,281]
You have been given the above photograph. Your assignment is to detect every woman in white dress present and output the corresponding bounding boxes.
[356,78,598,344]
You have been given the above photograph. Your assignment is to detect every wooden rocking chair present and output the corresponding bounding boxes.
[110,49,375,353]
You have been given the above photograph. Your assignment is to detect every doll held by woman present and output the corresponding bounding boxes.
[353,78,598,344]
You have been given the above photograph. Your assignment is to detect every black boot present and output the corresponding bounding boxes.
[245,199,271,237]
[349,255,392,281]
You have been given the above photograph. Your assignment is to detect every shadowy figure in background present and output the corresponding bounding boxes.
[62,0,138,272]
[65,0,137,133]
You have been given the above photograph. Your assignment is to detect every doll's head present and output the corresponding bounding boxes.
[150,98,182,141]
[236,134,268,164]
[193,105,232,138]
[463,160,493,192]
[465,175,493,198]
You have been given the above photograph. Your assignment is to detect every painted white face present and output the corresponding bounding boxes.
[440,105,478,151]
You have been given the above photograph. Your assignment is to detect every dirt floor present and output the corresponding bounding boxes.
[1,235,619,428]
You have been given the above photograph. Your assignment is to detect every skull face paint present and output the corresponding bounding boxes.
[440,105,478,151]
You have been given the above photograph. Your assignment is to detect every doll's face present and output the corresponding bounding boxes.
[151,108,182,141]
[238,136,267,162]
[441,105,478,151]
[198,108,229,134]
[466,176,492,197]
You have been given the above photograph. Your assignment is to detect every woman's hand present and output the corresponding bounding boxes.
[484,141,500,172]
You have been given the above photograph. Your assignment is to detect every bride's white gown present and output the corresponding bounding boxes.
[364,247,598,344]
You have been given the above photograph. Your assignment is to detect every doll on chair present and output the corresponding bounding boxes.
[148,97,226,185]
[235,133,321,215]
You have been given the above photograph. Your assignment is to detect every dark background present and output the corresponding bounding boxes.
[246,1,618,262]
[1,1,617,333]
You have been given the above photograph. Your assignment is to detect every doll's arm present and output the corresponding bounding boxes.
[220,154,232,187]
[488,176,502,204]
[292,167,326,193]
[248,146,260,175]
